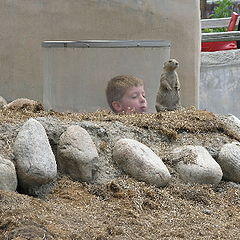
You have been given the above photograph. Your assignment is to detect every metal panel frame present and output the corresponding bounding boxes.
[42,40,171,48]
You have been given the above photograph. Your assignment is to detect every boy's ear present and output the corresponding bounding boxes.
[112,101,123,113]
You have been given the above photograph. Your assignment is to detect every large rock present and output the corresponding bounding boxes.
[113,138,171,187]
[0,156,17,191]
[13,118,57,195]
[226,114,240,127]
[0,96,7,109]
[57,125,99,182]
[218,142,240,182]
[173,145,223,185]
[4,98,44,112]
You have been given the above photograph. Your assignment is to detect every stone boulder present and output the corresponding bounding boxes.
[0,156,18,191]
[57,125,99,182]
[218,142,240,182]
[172,145,223,185]
[226,114,240,128]
[113,138,171,187]
[4,98,44,112]
[13,118,57,196]
[0,96,7,109]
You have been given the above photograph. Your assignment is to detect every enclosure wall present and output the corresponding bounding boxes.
[200,49,240,118]
[43,41,170,112]
[0,0,200,109]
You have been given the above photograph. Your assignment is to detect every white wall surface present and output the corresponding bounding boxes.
[0,0,200,110]
[200,49,240,118]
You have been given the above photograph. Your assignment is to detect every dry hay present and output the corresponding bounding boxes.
[1,107,240,239]
[0,176,240,240]
[0,106,239,141]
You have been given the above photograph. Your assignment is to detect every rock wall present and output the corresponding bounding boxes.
[1,109,240,197]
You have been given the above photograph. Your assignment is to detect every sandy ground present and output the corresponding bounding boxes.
[0,107,240,240]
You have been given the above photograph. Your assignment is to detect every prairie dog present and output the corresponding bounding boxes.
[155,59,181,112]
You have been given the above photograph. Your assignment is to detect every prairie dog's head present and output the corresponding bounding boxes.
[163,59,179,71]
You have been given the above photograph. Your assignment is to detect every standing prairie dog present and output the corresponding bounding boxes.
[155,59,181,112]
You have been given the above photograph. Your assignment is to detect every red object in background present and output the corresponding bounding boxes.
[202,12,239,52]
[201,41,237,52]
[228,12,239,31]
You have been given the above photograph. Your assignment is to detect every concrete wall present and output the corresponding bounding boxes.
[200,49,240,118]
[0,0,200,110]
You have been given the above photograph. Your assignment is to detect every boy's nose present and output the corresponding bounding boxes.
[139,95,146,103]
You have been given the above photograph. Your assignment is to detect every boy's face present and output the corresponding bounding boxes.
[112,85,148,113]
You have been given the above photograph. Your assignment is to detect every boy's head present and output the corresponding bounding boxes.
[106,75,147,114]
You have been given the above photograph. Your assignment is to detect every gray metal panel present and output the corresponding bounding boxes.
[201,17,240,29]
[202,31,240,42]
[42,40,171,48]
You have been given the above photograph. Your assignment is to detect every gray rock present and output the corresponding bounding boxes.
[13,118,57,195]
[226,181,240,189]
[4,98,44,112]
[173,145,223,185]
[202,209,212,215]
[0,96,7,108]
[226,114,240,128]
[57,125,99,182]
[0,156,17,191]
[218,142,240,182]
[217,113,240,135]
[113,138,171,187]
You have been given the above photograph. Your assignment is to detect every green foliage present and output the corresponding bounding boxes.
[202,27,227,33]
[210,0,233,18]
[202,0,234,32]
